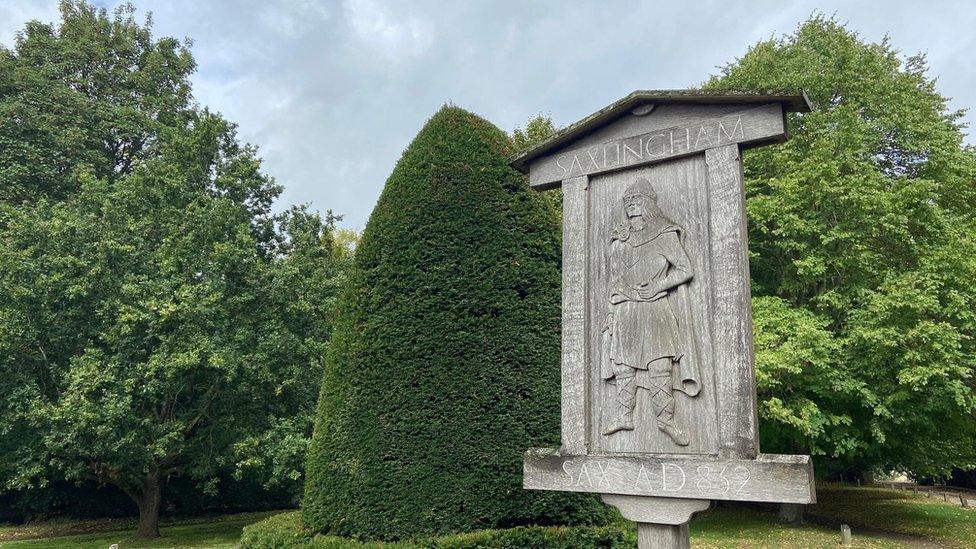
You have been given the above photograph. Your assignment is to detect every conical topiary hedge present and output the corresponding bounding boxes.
[301,106,610,540]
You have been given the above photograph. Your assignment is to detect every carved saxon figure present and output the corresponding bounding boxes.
[602,178,701,446]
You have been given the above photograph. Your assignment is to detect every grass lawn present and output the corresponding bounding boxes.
[2,485,973,548]
[690,506,904,548]
[808,484,976,547]
[0,511,279,549]
[688,484,976,548]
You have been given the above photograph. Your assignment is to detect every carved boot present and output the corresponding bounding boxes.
[660,422,691,446]
[603,418,634,436]
[603,372,637,435]
[650,376,691,446]
[603,411,635,436]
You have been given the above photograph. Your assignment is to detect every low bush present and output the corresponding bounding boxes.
[240,511,313,548]
[240,512,634,549]
[430,525,634,548]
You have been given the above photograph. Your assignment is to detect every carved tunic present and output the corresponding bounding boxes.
[607,222,690,372]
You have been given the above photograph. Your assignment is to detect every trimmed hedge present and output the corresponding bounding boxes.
[241,512,634,549]
[302,106,611,541]
[432,525,634,548]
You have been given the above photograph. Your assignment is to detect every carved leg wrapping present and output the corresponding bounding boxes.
[648,375,676,425]
[617,373,637,422]
[649,373,691,446]
[603,364,637,435]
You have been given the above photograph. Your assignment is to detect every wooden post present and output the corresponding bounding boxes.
[706,144,759,460]
[778,503,804,524]
[560,175,589,455]
[638,522,690,549]
[601,495,708,549]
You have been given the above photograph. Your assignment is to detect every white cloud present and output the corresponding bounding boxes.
[258,1,331,37]
[343,0,434,64]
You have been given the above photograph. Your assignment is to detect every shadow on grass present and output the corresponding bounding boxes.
[0,512,279,549]
[806,484,976,547]
[691,506,904,548]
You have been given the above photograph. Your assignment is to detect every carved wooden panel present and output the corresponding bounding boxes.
[587,156,718,455]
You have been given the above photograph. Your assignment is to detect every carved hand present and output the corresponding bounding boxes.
[636,283,665,299]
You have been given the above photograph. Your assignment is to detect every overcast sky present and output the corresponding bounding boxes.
[2,1,974,228]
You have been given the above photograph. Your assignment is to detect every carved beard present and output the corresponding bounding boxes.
[629,215,646,231]
[628,209,661,231]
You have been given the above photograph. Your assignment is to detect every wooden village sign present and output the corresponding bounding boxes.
[511,90,816,548]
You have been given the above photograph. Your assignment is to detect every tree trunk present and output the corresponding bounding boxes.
[859,470,875,485]
[136,471,163,538]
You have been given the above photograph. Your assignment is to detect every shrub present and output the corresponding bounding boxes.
[301,106,610,541]
[431,524,635,548]
[241,512,633,549]
[240,511,313,549]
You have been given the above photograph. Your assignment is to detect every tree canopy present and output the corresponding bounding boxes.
[0,2,345,537]
[511,114,558,154]
[705,16,976,479]
[302,106,609,541]
[0,1,196,204]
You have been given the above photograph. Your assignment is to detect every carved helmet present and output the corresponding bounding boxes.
[624,177,657,201]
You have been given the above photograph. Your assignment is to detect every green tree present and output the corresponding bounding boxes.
[511,115,562,212]
[0,3,345,537]
[330,227,361,259]
[302,106,610,541]
[511,114,557,154]
[0,1,195,204]
[705,16,976,479]
[230,204,351,503]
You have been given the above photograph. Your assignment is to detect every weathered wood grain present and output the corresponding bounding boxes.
[561,175,589,454]
[639,522,690,549]
[524,449,815,504]
[528,104,785,188]
[601,494,710,525]
[705,145,760,460]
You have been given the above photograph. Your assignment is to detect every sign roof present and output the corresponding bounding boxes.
[510,89,812,173]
